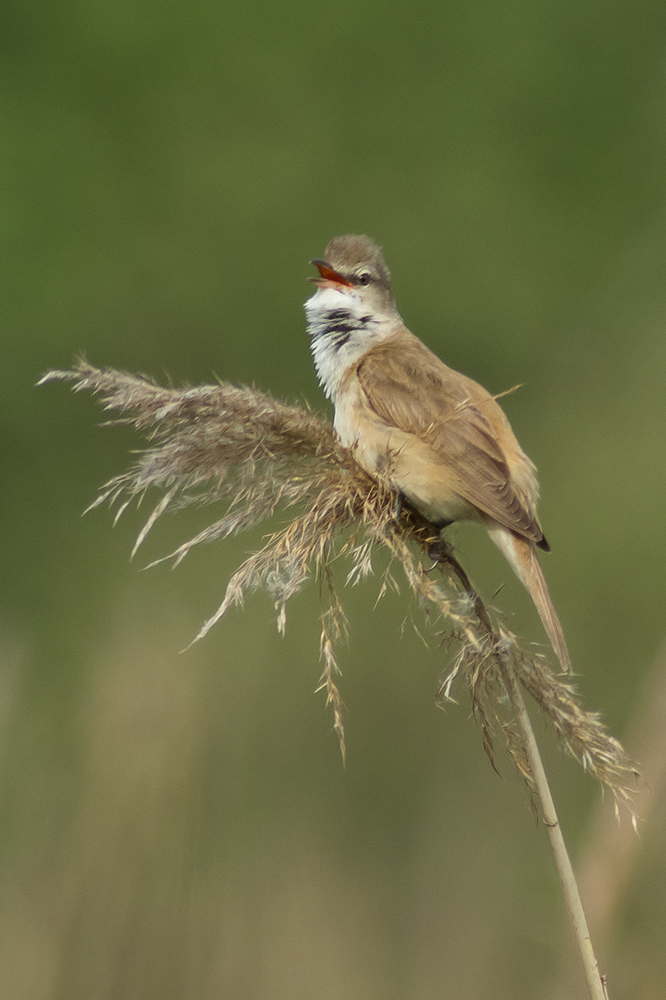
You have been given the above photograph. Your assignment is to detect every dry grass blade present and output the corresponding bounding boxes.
[40,359,637,806]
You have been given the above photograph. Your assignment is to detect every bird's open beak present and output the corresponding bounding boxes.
[308,259,353,288]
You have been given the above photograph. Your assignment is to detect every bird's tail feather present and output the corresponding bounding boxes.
[485,523,571,673]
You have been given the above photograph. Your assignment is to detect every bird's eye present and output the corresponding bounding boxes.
[357,272,371,286]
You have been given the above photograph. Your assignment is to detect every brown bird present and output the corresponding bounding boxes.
[304,233,570,672]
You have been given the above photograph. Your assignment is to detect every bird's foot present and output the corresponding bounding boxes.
[426,536,452,571]
[425,519,455,570]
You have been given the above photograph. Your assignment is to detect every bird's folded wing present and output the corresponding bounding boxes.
[356,337,543,541]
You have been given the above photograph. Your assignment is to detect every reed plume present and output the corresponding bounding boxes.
[39,359,635,799]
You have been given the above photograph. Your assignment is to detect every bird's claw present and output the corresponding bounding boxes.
[426,537,450,571]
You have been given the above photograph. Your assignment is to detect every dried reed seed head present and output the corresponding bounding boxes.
[40,360,638,806]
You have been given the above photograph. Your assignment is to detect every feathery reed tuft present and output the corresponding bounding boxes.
[40,359,637,800]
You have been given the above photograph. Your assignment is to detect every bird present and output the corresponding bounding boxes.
[304,233,571,673]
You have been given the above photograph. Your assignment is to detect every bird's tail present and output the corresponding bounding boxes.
[485,522,571,673]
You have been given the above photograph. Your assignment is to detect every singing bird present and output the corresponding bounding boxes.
[304,233,570,673]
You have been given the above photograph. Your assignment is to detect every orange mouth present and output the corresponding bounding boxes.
[309,259,353,288]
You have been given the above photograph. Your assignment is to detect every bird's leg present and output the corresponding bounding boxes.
[392,490,406,523]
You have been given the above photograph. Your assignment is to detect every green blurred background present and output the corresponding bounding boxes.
[3,1,666,997]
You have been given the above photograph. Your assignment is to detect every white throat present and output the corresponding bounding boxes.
[304,286,394,400]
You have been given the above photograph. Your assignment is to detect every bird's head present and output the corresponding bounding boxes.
[309,234,396,317]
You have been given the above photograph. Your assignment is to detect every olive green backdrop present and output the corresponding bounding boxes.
[2,2,666,997]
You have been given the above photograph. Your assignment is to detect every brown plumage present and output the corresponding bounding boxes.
[305,234,571,672]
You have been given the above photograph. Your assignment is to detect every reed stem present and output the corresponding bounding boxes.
[499,659,609,1000]
[440,549,609,1000]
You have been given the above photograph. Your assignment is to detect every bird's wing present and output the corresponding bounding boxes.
[356,335,543,541]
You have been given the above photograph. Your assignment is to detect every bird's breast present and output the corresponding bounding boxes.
[333,378,478,526]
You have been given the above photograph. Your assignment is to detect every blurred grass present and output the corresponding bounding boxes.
[2,0,666,996]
